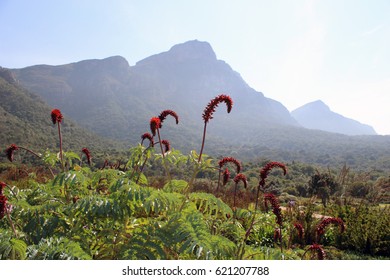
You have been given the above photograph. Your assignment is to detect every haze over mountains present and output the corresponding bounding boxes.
[0,67,120,154]
[291,100,377,136]
[2,40,390,168]
[10,41,300,148]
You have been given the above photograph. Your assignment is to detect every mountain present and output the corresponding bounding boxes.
[291,100,377,136]
[0,67,124,162]
[10,40,299,152]
[3,40,390,169]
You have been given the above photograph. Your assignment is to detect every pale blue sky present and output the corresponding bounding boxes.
[1,0,389,134]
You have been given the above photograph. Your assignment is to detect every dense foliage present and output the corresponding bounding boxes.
[0,93,389,260]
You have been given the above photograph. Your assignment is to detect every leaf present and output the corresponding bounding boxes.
[27,237,91,260]
[0,232,27,260]
[189,192,233,218]
[163,179,189,194]
[143,190,185,215]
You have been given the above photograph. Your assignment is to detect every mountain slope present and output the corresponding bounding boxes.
[291,100,376,135]
[11,40,299,152]
[0,67,124,161]
[4,41,390,170]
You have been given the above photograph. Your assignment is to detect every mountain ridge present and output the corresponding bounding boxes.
[0,68,125,160]
[291,100,377,135]
[10,40,300,150]
[2,40,389,170]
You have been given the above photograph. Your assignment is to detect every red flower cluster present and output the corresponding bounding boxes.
[233,173,247,188]
[218,157,241,173]
[316,217,345,237]
[81,148,92,165]
[293,222,305,240]
[259,161,287,188]
[158,110,179,127]
[307,244,326,260]
[141,133,154,147]
[0,194,7,220]
[222,168,230,186]
[5,144,18,162]
[264,193,283,226]
[51,108,63,124]
[149,117,161,136]
[202,94,233,123]
[161,140,170,153]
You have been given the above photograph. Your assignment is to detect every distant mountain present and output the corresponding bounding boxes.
[0,67,123,162]
[291,100,377,136]
[11,40,299,152]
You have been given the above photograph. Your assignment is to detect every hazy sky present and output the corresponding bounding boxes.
[1,0,389,134]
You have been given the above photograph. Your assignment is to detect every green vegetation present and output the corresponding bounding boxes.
[1,93,388,260]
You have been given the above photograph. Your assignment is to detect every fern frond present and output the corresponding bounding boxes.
[163,179,189,194]
[71,195,129,220]
[175,211,213,259]
[189,192,233,218]
[0,230,27,260]
[27,237,91,260]
[208,235,236,260]
[143,190,185,216]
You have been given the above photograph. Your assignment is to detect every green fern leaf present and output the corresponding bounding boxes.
[189,192,233,218]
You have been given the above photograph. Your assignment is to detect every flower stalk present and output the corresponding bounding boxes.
[199,94,233,163]
[51,109,64,172]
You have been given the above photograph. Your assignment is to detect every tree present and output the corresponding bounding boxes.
[308,172,338,207]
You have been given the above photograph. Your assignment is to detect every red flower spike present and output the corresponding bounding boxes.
[308,244,326,260]
[316,217,345,237]
[222,168,230,186]
[293,222,305,240]
[81,148,92,165]
[158,110,179,127]
[202,94,233,123]
[233,173,247,188]
[51,109,63,124]
[264,193,283,226]
[161,140,170,153]
[141,133,154,147]
[5,144,19,162]
[0,195,7,220]
[150,117,161,136]
[219,157,241,173]
[259,161,287,187]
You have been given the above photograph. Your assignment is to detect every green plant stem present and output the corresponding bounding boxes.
[198,123,208,163]
[136,155,150,184]
[18,146,55,178]
[156,128,171,181]
[6,206,18,238]
[216,167,222,194]
[57,122,64,172]
[238,185,262,259]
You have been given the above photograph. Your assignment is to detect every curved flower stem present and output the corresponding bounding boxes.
[18,146,55,178]
[18,146,41,159]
